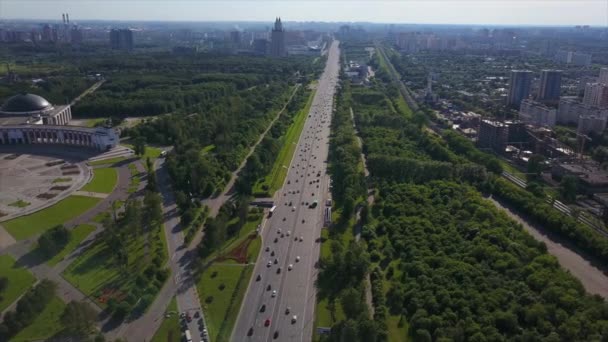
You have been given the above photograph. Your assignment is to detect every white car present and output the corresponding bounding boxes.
[267,261,272,267]
[272,290,277,297]
[287,230,291,236]
[299,236,303,242]
[291,315,297,323]
[295,256,300,262]
[288,264,293,271]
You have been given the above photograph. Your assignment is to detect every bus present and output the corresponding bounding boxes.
[185,330,192,342]
[268,205,277,217]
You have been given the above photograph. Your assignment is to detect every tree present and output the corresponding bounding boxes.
[527,154,545,181]
[60,301,98,336]
[37,225,70,257]
[340,288,365,319]
[133,136,146,157]
[559,175,578,203]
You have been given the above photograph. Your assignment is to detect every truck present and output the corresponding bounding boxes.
[268,205,277,217]
[185,330,192,342]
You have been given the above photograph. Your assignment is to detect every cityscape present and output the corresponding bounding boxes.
[0,1,608,342]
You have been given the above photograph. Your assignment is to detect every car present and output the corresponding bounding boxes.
[274,258,278,264]
[271,251,275,256]
[291,206,296,212]
[186,314,192,322]
[248,327,254,336]
[265,319,271,327]
[292,315,298,323]
[272,290,277,297]
[302,219,305,223]
[288,264,293,271]
[277,267,282,274]
[274,331,279,339]
[287,180,290,184]
[194,311,200,318]
[287,230,291,236]
[274,237,279,243]
[296,256,300,262]
[267,284,271,291]
[265,246,270,252]
[285,307,291,314]
[267,261,272,267]
[260,304,266,312]
[281,233,284,238]
[256,274,261,281]
[277,229,282,234]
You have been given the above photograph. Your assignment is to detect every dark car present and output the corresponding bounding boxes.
[260,304,266,312]
[267,284,271,291]
[274,331,279,339]
[248,327,254,336]
[256,274,261,281]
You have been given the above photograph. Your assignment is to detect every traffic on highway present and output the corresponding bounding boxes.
[232,40,341,342]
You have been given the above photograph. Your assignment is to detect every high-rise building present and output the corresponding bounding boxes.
[571,52,592,66]
[230,31,241,45]
[110,29,134,51]
[507,70,532,108]
[583,83,608,108]
[252,38,268,55]
[537,70,561,104]
[554,50,572,64]
[269,17,286,57]
[557,97,608,125]
[41,24,53,42]
[478,120,508,153]
[599,68,608,84]
[519,99,557,127]
[578,115,608,134]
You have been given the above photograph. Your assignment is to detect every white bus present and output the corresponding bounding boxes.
[268,205,277,217]
[185,330,192,342]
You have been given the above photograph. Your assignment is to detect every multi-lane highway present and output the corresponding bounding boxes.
[232,40,340,342]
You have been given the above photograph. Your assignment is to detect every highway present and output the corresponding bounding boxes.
[232,40,341,342]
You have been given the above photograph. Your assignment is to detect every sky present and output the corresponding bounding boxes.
[1,0,607,26]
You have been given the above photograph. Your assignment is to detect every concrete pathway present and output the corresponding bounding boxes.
[73,191,109,199]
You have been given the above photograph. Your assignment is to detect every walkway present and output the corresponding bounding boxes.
[69,79,106,107]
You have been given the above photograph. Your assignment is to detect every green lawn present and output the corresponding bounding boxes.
[253,87,316,196]
[81,168,118,193]
[84,118,107,128]
[246,236,261,263]
[0,255,36,312]
[197,263,252,342]
[10,296,66,342]
[3,195,101,240]
[88,156,128,166]
[387,315,409,342]
[45,224,96,266]
[123,143,163,161]
[63,226,167,308]
[151,297,181,342]
[201,144,216,156]
[8,200,30,208]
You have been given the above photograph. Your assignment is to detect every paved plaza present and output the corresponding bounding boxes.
[0,151,90,221]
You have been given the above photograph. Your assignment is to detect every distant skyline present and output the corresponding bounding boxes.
[1,1,607,26]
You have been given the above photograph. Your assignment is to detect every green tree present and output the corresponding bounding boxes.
[527,154,545,181]
[60,301,98,336]
[559,175,578,203]
[133,136,146,157]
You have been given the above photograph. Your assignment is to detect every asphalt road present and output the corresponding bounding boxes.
[232,40,341,342]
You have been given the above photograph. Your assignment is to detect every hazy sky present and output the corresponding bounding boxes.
[1,0,607,26]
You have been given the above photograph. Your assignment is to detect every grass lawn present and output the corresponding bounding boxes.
[246,236,261,263]
[8,200,30,208]
[128,163,141,194]
[45,224,96,266]
[84,118,107,128]
[0,255,36,312]
[81,168,118,193]
[201,144,215,156]
[88,156,128,166]
[253,87,316,196]
[197,263,252,342]
[387,315,409,342]
[124,143,163,161]
[10,296,66,342]
[63,226,167,308]
[3,195,101,240]
[151,297,181,342]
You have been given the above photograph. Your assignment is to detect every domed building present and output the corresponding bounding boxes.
[0,93,72,125]
[0,93,118,151]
